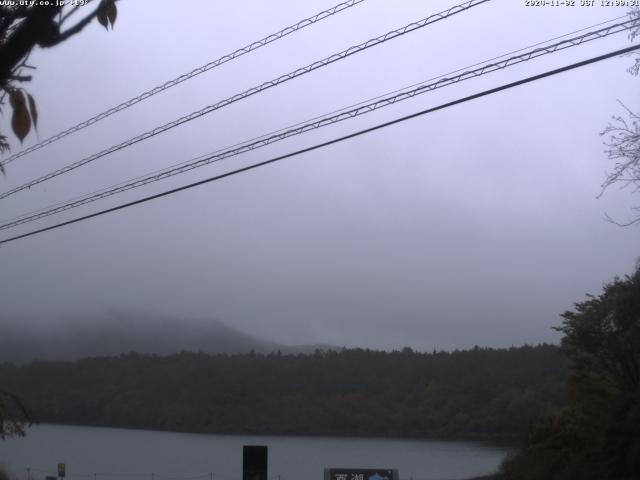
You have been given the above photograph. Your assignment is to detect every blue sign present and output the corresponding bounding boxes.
[324,468,398,480]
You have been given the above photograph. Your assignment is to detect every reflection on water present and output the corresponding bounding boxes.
[0,424,510,480]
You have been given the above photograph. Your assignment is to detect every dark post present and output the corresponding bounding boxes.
[242,445,268,480]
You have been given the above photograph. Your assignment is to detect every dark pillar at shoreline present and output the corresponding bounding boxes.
[243,445,268,480]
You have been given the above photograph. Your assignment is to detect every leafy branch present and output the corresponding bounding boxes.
[0,0,118,155]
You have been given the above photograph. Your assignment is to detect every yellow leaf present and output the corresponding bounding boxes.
[106,2,117,28]
[97,8,109,30]
[8,90,19,109]
[27,93,38,130]
[10,90,31,143]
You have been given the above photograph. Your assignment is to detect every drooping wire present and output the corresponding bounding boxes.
[0,0,491,201]
[1,43,638,246]
[0,0,369,168]
[0,18,635,232]
[0,14,629,227]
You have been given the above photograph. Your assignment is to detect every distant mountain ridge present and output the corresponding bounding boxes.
[0,309,334,363]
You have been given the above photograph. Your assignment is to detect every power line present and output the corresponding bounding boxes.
[1,44,637,246]
[4,14,625,227]
[0,0,490,201]
[0,0,369,168]
[8,9,628,231]
[1,18,633,228]
[1,19,635,232]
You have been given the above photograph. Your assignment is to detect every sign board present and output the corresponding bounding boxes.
[324,469,398,480]
[57,464,66,478]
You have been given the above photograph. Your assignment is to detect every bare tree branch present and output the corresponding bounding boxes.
[0,1,116,147]
[600,99,640,225]
[59,4,83,25]
[59,0,99,26]
[9,74,31,81]
[46,0,109,46]
[0,6,61,82]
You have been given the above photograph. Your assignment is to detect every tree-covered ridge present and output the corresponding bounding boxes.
[0,345,565,440]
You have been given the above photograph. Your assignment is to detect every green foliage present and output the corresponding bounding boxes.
[0,345,565,441]
[499,267,640,480]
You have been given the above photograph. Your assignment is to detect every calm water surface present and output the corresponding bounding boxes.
[0,425,510,480]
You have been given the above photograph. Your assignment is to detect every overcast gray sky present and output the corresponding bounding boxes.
[0,0,638,351]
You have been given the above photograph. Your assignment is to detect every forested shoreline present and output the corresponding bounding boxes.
[0,344,565,441]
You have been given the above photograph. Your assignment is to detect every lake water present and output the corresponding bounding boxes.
[0,425,510,480]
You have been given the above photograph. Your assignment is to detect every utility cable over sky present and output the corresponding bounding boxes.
[0,18,635,232]
[0,14,628,227]
[0,0,490,200]
[0,0,369,168]
[1,44,638,246]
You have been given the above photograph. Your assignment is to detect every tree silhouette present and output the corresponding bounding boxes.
[0,0,119,437]
[0,0,118,160]
[500,264,640,480]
